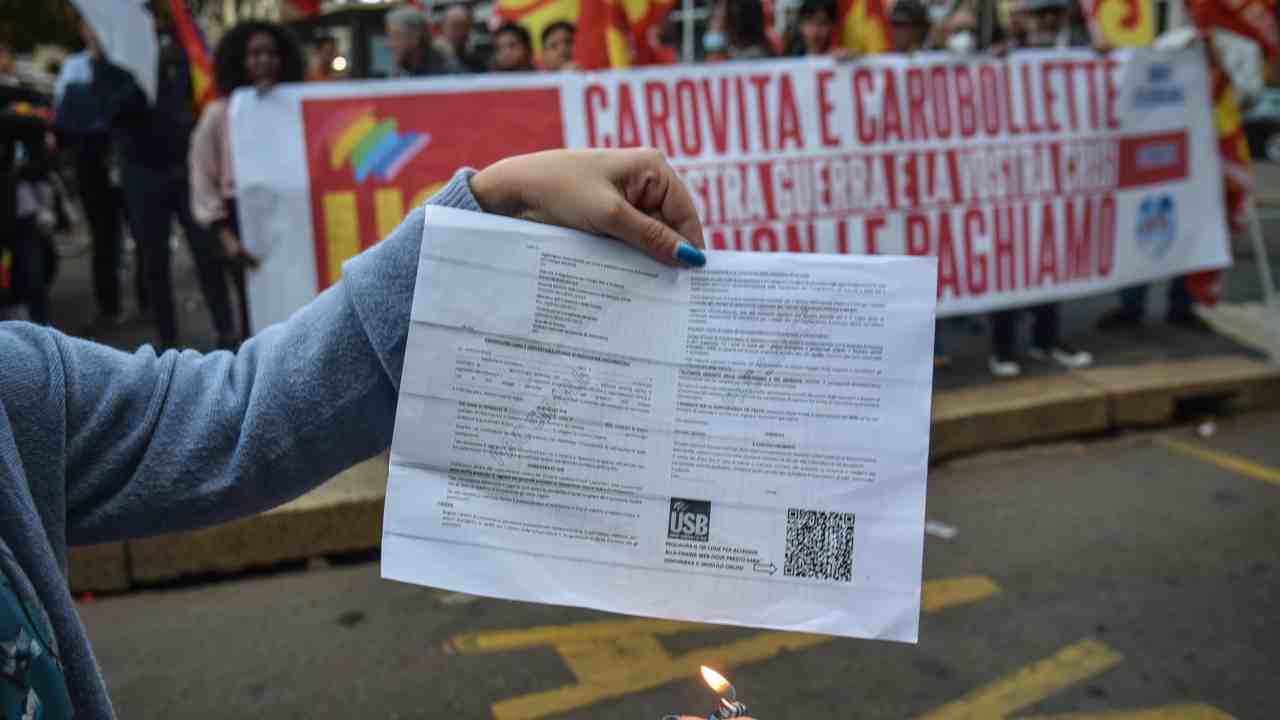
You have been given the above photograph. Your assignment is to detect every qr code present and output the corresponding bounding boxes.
[784,508,855,582]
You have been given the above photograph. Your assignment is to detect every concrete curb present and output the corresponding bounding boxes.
[68,354,1280,593]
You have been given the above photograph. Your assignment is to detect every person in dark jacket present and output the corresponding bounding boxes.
[55,21,129,331]
[87,24,235,349]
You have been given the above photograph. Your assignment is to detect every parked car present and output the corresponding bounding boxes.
[1244,88,1280,163]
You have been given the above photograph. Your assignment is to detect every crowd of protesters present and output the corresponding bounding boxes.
[0,0,1222,377]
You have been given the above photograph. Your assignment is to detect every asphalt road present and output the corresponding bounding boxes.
[77,412,1280,720]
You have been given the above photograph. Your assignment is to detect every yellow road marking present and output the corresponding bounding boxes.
[1020,703,1237,719]
[1157,437,1280,487]
[924,576,1002,611]
[446,618,701,655]
[447,575,1000,720]
[493,628,830,720]
[916,639,1123,720]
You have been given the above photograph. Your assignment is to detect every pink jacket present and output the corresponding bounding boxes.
[189,98,236,229]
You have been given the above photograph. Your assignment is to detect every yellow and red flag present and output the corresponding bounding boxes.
[1179,0,1276,304]
[575,0,634,68]
[1080,0,1156,47]
[494,0,580,57]
[621,0,677,65]
[496,0,674,67]
[168,0,217,113]
[837,0,891,54]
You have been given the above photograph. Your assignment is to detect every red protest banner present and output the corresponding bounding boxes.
[300,88,564,291]
[236,52,1233,331]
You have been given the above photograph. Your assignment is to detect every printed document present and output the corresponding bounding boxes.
[382,207,938,641]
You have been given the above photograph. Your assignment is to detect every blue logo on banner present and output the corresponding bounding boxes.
[1134,63,1184,109]
[1136,195,1176,260]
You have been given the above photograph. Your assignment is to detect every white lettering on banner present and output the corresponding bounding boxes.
[231,49,1231,331]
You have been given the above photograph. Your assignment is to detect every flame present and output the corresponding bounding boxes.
[701,666,731,695]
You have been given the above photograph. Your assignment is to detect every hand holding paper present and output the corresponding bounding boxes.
[382,182,938,641]
[471,148,707,267]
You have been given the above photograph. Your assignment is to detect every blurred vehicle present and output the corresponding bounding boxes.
[1244,87,1280,163]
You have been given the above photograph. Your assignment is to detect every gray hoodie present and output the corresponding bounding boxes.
[0,171,480,718]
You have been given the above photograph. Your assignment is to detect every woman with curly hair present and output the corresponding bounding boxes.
[190,21,304,343]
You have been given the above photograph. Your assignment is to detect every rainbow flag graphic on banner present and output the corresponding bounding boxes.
[325,106,432,183]
[169,0,217,113]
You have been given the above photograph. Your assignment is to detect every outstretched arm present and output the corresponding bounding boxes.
[1,149,705,546]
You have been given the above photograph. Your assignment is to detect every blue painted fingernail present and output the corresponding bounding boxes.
[675,242,706,268]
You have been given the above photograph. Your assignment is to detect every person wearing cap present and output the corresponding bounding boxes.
[888,0,932,53]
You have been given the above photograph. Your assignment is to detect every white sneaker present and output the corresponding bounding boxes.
[989,355,1022,378]
[1029,344,1094,369]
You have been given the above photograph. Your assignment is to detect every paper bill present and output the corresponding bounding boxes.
[382,207,937,641]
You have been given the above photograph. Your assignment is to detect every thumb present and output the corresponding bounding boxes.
[602,199,706,268]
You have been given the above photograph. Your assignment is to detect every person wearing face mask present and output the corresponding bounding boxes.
[936,9,979,53]
[190,22,306,347]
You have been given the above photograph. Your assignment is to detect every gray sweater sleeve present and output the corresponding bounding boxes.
[2,170,480,546]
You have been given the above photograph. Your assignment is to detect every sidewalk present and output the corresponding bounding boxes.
[49,198,1280,593]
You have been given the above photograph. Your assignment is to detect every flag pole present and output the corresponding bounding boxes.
[682,0,695,62]
[979,0,995,50]
[1245,201,1279,361]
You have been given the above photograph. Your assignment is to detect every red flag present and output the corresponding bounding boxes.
[1186,0,1278,60]
[623,0,676,65]
[287,0,322,15]
[1184,31,1256,306]
[575,0,633,69]
[837,0,892,53]
[168,0,217,113]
